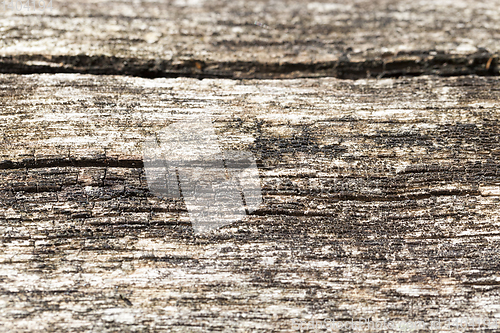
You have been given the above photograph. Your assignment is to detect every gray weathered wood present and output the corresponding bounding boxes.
[1,0,500,78]
[2,0,500,331]
[1,74,500,331]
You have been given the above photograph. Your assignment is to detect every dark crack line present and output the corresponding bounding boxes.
[0,157,142,170]
[0,52,498,80]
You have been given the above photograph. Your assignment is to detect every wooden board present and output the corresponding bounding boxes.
[1,73,500,331]
[1,0,500,79]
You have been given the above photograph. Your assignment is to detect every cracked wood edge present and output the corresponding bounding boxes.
[1,0,500,78]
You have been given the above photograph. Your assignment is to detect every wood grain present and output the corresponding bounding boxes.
[1,0,500,78]
[1,74,500,331]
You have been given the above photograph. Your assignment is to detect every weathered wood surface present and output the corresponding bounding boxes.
[1,73,500,331]
[3,0,500,331]
[1,0,500,78]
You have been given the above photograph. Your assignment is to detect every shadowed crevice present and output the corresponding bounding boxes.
[0,52,498,80]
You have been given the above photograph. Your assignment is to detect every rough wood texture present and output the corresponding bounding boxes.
[1,74,500,331]
[1,0,500,78]
[3,0,500,331]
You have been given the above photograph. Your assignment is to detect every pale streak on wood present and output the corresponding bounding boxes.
[480,186,500,197]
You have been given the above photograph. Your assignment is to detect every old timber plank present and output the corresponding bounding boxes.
[1,0,500,78]
[1,73,500,331]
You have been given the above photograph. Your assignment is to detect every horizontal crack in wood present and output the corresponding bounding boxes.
[1,52,498,79]
[0,157,143,170]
